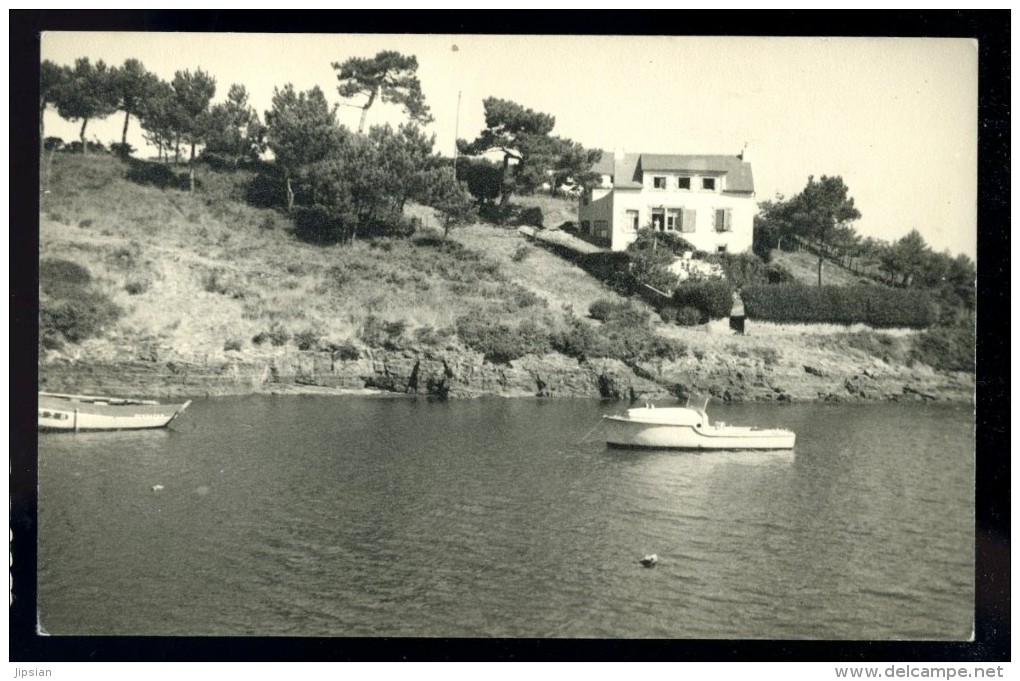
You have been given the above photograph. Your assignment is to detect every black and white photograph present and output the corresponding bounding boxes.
[12,13,1008,670]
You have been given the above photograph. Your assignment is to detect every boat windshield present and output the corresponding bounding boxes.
[684,394,711,412]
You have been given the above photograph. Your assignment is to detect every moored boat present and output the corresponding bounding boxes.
[603,399,795,451]
[38,392,192,432]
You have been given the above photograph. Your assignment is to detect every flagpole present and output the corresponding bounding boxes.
[453,90,462,175]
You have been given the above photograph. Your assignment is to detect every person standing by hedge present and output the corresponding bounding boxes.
[729,289,746,335]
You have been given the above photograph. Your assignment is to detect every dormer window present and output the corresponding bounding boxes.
[678,177,691,190]
[702,178,716,191]
[653,176,667,189]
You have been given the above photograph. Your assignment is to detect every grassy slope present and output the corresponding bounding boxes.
[39,155,633,360]
[39,153,937,381]
[768,248,871,288]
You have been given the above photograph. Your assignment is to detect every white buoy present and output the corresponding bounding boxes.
[151,484,165,492]
[640,554,658,567]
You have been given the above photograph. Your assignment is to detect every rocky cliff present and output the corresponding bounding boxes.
[38,345,974,404]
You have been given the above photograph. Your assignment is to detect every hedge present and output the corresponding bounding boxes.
[671,280,734,321]
[741,284,937,329]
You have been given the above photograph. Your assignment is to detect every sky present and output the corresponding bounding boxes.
[41,32,978,258]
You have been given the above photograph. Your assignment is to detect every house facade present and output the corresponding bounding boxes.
[577,150,756,253]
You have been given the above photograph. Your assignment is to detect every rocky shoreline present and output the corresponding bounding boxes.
[38,345,975,404]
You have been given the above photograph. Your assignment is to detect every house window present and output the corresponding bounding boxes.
[680,208,697,233]
[594,220,609,239]
[702,177,716,191]
[714,208,733,232]
[581,220,591,235]
[653,176,667,189]
[651,208,665,231]
[625,210,639,232]
[678,177,691,190]
[666,208,681,231]
[717,245,728,253]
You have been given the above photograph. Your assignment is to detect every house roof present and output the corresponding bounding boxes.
[594,150,755,193]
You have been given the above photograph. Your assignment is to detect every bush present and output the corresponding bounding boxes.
[109,142,135,158]
[39,259,122,344]
[765,263,797,284]
[414,325,454,347]
[359,315,407,350]
[267,324,290,346]
[741,284,937,329]
[518,206,543,228]
[588,299,615,322]
[672,279,735,321]
[124,279,151,295]
[456,313,551,363]
[332,339,361,360]
[40,258,92,295]
[40,296,122,344]
[497,283,546,312]
[511,243,532,262]
[294,329,319,351]
[292,205,344,244]
[910,326,974,372]
[675,306,702,326]
[224,338,243,352]
[588,298,648,326]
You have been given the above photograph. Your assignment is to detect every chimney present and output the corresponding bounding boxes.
[614,147,626,161]
[738,142,749,162]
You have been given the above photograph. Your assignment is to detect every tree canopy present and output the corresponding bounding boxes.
[332,50,432,133]
[171,69,217,191]
[53,58,119,153]
[265,84,345,210]
[204,84,267,167]
[112,58,160,150]
[459,97,599,206]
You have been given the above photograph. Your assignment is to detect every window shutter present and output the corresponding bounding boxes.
[684,208,696,233]
[725,208,733,232]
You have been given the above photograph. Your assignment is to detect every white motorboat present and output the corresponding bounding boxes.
[602,399,795,450]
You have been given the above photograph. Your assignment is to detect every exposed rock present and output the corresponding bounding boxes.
[37,343,975,404]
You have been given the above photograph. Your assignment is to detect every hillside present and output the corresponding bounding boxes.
[38,154,973,403]
[768,248,872,288]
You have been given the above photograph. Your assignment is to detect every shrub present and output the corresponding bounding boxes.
[753,346,780,366]
[109,142,135,158]
[124,279,151,295]
[252,331,269,346]
[40,258,91,295]
[765,263,797,284]
[294,329,319,351]
[498,283,546,312]
[588,299,615,322]
[223,338,243,352]
[333,339,361,361]
[456,313,551,363]
[292,205,343,244]
[359,315,407,350]
[675,306,702,326]
[414,325,454,347]
[40,296,122,344]
[672,279,735,321]
[39,259,122,344]
[268,324,290,346]
[518,206,543,227]
[511,243,532,262]
[588,298,648,326]
[910,325,974,372]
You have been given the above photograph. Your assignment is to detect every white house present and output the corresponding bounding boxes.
[577,149,756,253]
